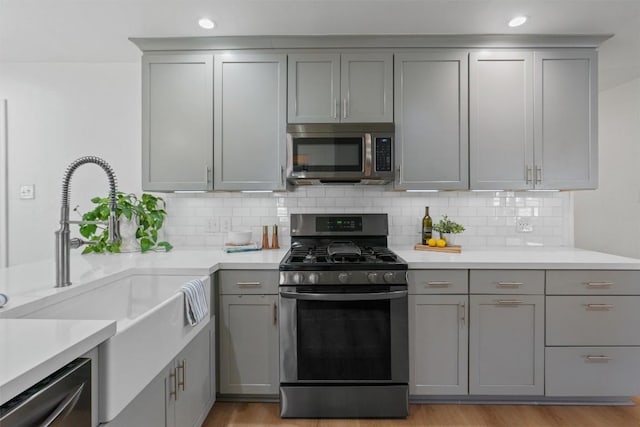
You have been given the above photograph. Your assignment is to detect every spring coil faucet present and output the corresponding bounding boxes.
[55,156,120,287]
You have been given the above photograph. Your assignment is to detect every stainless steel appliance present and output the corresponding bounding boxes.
[279,213,408,418]
[286,123,394,185]
[0,358,91,426]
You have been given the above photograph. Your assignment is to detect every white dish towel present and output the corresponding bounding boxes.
[181,279,209,326]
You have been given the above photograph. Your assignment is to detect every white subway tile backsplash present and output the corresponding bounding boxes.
[160,187,573,249]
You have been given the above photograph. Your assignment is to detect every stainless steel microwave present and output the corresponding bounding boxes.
[286,123,394,185]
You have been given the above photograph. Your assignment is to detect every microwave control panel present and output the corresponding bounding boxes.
[375,137,393,172]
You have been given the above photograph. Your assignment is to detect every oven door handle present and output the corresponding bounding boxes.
[279,290,408,301]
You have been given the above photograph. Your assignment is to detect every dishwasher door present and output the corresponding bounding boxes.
[0,358,91,427]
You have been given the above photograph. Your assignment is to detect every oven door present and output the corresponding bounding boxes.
[279,285,408,384]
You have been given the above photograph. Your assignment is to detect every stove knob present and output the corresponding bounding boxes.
[367,272,379,283]
[383,272,395,283]
[292,272,304,284]
[308,273,319,284]
[338,272,350,284]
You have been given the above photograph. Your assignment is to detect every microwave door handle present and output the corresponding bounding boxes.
[280,290,408,301]
[364,133,372,176]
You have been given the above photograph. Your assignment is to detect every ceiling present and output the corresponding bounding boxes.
[1,0,639,89]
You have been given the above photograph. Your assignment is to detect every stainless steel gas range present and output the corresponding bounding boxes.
[278,213,409,418]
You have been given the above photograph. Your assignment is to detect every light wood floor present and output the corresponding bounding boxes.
[203,398,640,427]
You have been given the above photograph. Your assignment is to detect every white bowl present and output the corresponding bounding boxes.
[227,230,252,245]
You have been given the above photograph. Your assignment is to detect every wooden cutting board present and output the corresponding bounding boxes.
[414,244,462,253]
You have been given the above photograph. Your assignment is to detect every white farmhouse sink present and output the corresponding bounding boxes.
[20,273,211,422]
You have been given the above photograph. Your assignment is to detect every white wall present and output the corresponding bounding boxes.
[0,62,141,265]
[574,75,640,258]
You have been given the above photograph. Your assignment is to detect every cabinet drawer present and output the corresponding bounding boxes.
[545,347,640,396]
[218,270,278,294]
[546,270,640,295]
[408,270,468,294]
[470,270,544,294]
[546,296,640,346]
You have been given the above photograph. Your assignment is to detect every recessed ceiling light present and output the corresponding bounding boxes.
[508,16,528,28]
[198,18,215,29]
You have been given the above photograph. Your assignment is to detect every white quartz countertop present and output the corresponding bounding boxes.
[0,318,116,405]
[1,245,639,406]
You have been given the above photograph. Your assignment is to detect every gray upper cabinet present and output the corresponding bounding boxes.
[142,54,213,191]
[534,50,598,190]
[288,53,393,123]
[470,51,533,190]
[214,53,287,191]
[394,51,469,190]
[470,49,597,190]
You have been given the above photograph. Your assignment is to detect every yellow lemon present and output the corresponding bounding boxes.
[436,239,447,247]
[427,238,436,247]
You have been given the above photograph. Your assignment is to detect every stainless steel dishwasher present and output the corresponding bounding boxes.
[0,358,91,426]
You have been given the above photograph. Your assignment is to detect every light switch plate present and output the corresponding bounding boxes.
[19,184,35,200]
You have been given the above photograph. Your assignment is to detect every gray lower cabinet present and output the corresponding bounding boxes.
[287,52,393,123]
[105,323,213,427]
[218,270,279,396]
[409,294,468,395]
[469,294,544,395]
[394,51,469,190]
[470,49,597,190]
[142,54,213,191]
[214,53,287,190]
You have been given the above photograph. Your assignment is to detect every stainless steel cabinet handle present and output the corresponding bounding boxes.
[236,281,261,287]
[178,360,186,391]
[460,302,466,327]
[585,303,614,310]
[343,98,348,119]
[497,281,523,288]
[41,384,85,427]
[333,98,338,119]
[205,166,211,183]
[495,299,524,305]
[281,165,285,186]
[585,282,613,288]
[170,367,178,400]
[535,165,542,185]
[425,281,451,287]
[273,303,278,326]
[585,355,611,362]
[526,165,532,185]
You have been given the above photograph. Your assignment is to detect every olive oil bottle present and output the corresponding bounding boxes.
[421,207,433,245]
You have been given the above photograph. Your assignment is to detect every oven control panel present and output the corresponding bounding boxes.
[280,270,407,286]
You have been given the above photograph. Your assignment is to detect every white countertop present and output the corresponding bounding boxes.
[1,245,639,406]
[0,318,116,405]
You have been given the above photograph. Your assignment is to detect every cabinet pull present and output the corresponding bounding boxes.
[497,281,523,288]
[178,360,186,391]
[526,165,532,185]
[343,98,348,119]
[495,299,523,305]
[204,166,211,183]
[535,165,542,185]
[585,303,614,310]
[273,303,278,326]
[425,281,451,287]
[585,281,613,288]
[585,355,611,362]
[333,98,338,119]
[460,302,466,327]
[281,165,285,186]
[236,281,261,287]
[169,367,178,400]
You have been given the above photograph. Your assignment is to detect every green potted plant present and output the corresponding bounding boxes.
[432,215,465,245]
[78,192,173,254]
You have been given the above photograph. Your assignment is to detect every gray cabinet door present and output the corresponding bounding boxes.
[470,51,533,190]
[394,51,469,190]
[288,53,340,123]
[142,54,213,191]
[341,53,393,122]
[410,295,468,395]
[469,294,544,395]
[219,294,279,395]
[534,50,598,190]
[214,54,287,190]
[174,324,212,427]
